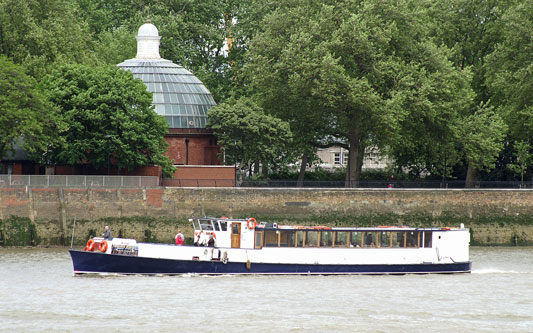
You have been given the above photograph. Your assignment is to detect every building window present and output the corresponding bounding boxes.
[333,152,349,165]
[334,153,341,165]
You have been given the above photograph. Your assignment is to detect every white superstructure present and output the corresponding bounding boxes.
[76,217,471,275]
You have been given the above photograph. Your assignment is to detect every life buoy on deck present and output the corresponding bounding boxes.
[86,239,95,251]
[247,217,257,229]
[99,240,108,252]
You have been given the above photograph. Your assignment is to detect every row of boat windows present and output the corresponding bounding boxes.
[254,230,433,249]
[195,219,228,232]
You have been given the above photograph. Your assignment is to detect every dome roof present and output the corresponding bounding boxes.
[137,22,159,37]
[118,21,216,129]
[117,59,215,129]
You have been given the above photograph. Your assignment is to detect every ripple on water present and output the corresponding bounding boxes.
[0,246,532,332]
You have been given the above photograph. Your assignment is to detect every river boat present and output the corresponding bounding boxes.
[69,217,472,275]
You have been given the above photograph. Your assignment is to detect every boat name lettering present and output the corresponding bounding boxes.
[111,245,139,256]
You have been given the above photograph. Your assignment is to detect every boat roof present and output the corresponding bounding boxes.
[190,217,461,231]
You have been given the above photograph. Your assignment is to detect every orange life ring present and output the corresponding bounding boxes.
[86,239,95,251]
[99,240,108,252]
[247,217,257,229]
[211,232,216,238]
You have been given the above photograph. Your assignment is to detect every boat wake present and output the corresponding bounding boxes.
[472,268,530,274]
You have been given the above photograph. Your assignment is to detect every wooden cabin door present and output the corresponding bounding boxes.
[231,222,241,248]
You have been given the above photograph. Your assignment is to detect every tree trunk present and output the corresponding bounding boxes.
[346,135,362,188]
[356,144,365,180]
[253,161,259,175]
[297,154,308,187]
[262,162,268,177]
[465,162,478,188]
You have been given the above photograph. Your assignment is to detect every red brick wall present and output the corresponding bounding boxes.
[163,166,236,187]
[122,166,162,177]
[164,129,221,166]
[13,163,23,174]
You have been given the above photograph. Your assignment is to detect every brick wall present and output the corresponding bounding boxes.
[1,188,532,246]
[163,166,236,187]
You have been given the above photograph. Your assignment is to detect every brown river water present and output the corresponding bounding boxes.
[0,246,532,332]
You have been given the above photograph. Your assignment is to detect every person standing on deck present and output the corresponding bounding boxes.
[102,226,111,240]
[175,230,184,245]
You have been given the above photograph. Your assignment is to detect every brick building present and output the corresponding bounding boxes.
[118,20,222,173]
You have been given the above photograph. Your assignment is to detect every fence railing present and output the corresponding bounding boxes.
[238,179,533,189]
[0,175,160,188]
[162,178,235,187]
[1,175,530,189]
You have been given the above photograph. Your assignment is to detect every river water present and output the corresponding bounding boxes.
[0,247,532,332]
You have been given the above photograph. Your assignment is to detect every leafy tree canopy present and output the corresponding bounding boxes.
[40,63,175,176]
[486,1,533,144]
[0,0,95,78]
[207,97,293,171]
[0,55,54,161]
[246,0,473,184]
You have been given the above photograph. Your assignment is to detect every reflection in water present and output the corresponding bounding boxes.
[0,247,532,332]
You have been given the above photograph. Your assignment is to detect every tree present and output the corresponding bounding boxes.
[426,0,513,186]
[246,0,473,186]
[92,26,137,66]
[0,56,53,161]
[41,63,175,176]
[207,97,293,176]
[0,0,95,78]
[457,104,507,185]
[485,1,533,145]
[508,141,532,187]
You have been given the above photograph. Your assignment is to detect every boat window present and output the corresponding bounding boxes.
[279,231,295,247]
[219,221,227,231]
[320,231,333,247]
[406,231,418,247]
[424,231,432,248]
[380,231,391,248]
[364,232,375,247]
[200,220,214,231]
[306,231,319,247]
[214,221,220,231]
[296,231,304,247]
[255,231,263,249]
[232,223,240,234]
[391,232,401,247]
[335,231,348,247]
[192,219,200,231]
[350,232,362,247]
[264,230,278,247]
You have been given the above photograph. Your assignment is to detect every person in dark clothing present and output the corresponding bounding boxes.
[102,225,111,239]
[365,233,373,247]
[207,235,215,247]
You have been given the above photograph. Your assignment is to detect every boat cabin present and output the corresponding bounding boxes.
[190,217,466,252]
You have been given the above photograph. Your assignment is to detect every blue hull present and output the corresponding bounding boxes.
[69,250,472,275]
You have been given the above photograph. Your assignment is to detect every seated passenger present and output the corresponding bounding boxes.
[365,233,373,247]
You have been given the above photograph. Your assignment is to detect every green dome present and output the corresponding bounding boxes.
[117,21,215,129]
[118,59,215,128]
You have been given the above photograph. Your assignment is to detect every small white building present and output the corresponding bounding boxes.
[316,146,391,170]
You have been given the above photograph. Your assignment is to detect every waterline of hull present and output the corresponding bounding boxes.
[70,250,472,275]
